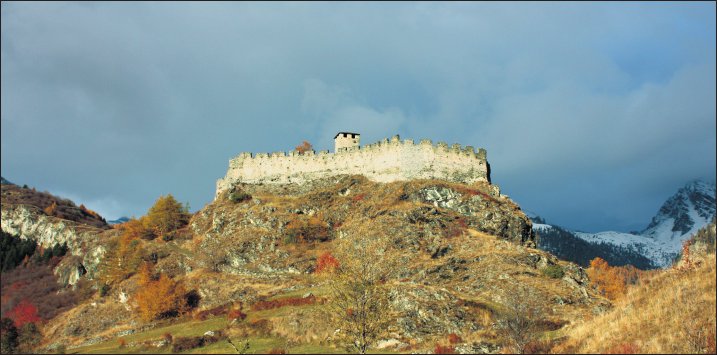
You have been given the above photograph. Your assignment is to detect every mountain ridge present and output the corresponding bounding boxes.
[533,180,716,268]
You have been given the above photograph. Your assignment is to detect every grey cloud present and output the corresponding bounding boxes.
[1,2,714,232]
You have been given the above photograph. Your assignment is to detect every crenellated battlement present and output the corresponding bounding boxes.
[216,134,490,198]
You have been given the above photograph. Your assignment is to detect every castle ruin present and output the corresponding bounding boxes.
[216,133,491,198]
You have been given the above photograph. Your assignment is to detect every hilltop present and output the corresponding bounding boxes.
[5,174,608,354]
[1,183,108,229]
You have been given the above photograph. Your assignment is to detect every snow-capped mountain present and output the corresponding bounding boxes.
[642,180,715,239]
[533,180,716,268]
[107,216,130,225]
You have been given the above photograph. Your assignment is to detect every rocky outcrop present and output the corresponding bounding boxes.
[411,185,534,246]
[1,204,102,251]
[1,204,110,284]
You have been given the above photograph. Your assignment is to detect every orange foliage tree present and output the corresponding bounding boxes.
[295,141,313,154]
[134,263,188,321]
[43,202,57,216]
[586,257,644,300]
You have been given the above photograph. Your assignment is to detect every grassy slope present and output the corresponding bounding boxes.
[555,253,716,353]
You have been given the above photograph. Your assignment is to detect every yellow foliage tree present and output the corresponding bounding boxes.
[98,221,146,286]
[144,195,190,239]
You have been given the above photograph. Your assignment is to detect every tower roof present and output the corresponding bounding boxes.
[334,132,360,139]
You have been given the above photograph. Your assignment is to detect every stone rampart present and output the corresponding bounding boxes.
[216,135,489,198]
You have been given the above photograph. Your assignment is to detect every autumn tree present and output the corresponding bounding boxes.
[98,225,145,286]
[586,257,644,300]
[323,237,395,354]
[144,195,190,239]
[134,262,188,321]
[496,287,545,354]
[43,201,57,216]
[6,300,40,328]
[295,141,313,154]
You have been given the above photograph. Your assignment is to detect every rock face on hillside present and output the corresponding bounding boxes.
[1,184,112,285]
[180,176,602,344]
[191,176,534,276]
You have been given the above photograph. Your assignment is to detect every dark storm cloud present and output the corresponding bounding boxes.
[2,2,715,232]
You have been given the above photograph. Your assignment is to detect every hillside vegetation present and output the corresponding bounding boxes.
[14,175,610,354]
[1,184,108,228]
[556,222,716,354]
[4,176,714,354]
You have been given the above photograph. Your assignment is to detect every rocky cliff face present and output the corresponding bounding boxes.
[178,175,602,344]
[1,203,110,284]
[192,176,535,276]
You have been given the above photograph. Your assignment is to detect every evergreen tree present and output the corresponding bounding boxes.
[0,318,19,354]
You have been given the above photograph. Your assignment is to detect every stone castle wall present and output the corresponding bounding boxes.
[216,135,489,198]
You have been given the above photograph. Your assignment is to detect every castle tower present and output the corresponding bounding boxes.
[334,132,360,152]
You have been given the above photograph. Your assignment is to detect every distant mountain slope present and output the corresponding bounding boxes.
[107,216,130,225]
[1,184,108,228]
[1,176,13,185]
[533,180,716,268]
[640,180,715,252]
[535,223,656,269]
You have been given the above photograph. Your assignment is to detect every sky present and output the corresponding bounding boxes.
[1,2,715,233]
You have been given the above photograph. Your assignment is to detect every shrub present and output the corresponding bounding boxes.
[316,252,340,274]
[118,338,127,349]
[44,202,57,216]
[229,191,252,203]
[172,336,204,352]
[1,318,19,354]
[541,264,565,279]
[227,309,247,321]
[162,333,173,345]
[284,216,330,244]
[17,322,41,350]
[434,344,455,354]
[524,339,552,354]
[246,319,273,336]
[194,305,228,320]
[447,333,462,344]
[251,296,317,311]
[605,342,640,354]
[172,333,225,352]
[6,300,40,327]
[99,284,110,297]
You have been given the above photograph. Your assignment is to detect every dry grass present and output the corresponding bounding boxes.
[555,253,716,354]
